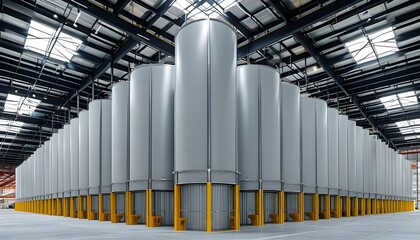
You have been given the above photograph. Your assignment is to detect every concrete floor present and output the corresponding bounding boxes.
[2,209,420,239]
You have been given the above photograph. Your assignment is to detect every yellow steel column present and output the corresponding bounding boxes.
[278,191,285,224]
[345,196,350,218]
[63,198,69,217]
[233,185,240,230]
[367,198,371,215]
[146,189,152,227]
[70,197,75,218]
[256,189,264,226]
[174,185,181,231]
[87,195,94,220]
[332,195,341,218]
[78,196,84,219]
[206,182,212,232]
[98,194,104,221]
[110,192,117,223]
[352,197,358,217]
[312,193,319,221]
[324,195,331,220]
[298,192,304,222]
[126,191,134,225]
[57,198,63,216]
[360,198,365,216]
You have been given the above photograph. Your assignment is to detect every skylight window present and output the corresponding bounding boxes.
[396,119,420,136]
[4,94,41,116]
[173,0,235,20]
[24,20,82,62]
[0,120,24,133]
[345,27,398,64]
[379,91,418,110]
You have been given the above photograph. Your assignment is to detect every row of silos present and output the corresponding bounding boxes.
[15,19,414,232]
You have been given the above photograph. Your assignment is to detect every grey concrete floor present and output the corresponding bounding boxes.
[2,209,420,239]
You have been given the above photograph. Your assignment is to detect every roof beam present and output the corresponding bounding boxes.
[114,0,131,15]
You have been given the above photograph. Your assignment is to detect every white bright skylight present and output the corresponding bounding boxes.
[345,27,398,64]
[4,94,41,116]
[173,0,236,20]
[0,120,24,133]
[24,20,82,62]
[396,119,420,136]
[379,91,418,110]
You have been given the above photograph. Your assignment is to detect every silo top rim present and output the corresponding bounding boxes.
[176,18,236,37]
[89,98,111,104]
[237,64,277,72]
[111,80,130,88]
[133,63,175,72]
[300,96,327,104]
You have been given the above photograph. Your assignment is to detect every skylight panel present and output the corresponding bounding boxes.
[0,120,24,133]
[379,94,399,109]
[25,20,82,62]
[4,94,41,116]
[345,27,398,64]
[380,91,418,110]
[398,91,417,107]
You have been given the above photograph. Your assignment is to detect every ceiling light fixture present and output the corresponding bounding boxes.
[73,7,81,28]
[95,24,102,35]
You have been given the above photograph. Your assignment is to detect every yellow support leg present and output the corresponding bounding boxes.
[78,196,84,219]
[57,198,63,216]
[311,193,319,221]
[174,185,181,231]
[298,192,304,222]
[256,189,264,226]
[70,197,75,218]
[87,195,94,220]
[63,198,69,217]
[99,194,105,221]
[345,196,350,218]
[110,192,117,223]
[146,189,152,227]
[332,195,341,218]
[206,182,212,232]
[233,185,240,230]
[352,197,358,217]
[278,191,285,224]
[360,198,365,216]
[126,192,134,225]
[324,195,331,220]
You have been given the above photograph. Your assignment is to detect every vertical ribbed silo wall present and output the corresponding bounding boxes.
[327,108,339,195]
[79,111,89,196]
[70,118,79,197]
[338,115,348,196]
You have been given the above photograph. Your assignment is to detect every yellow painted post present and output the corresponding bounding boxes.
[78,196,84,219]
[87,195,94,220]
[256,189,264,226]
[312,193,319,221]
[278,191,285,224]
[63,198,68,217]
[324,195,330,220]
[360,198,365,216]
[206,182,212,232]
[345,196,350,218]
[98,194,104,221]
[298,192,304,222]
[332,195,341,218]
[57,198,63,216]
[174,185,181,231]
[110,192,117,223]
[233,184,241,231]
[126,191,134,225]
[352,197,358,217]
[70,197,74,218]
[146,189,152,227]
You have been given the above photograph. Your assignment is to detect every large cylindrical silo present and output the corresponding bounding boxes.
[88,99,112,221]
[129,64,174,226]
[355,126,364,197]
[237,65,280,225]
[58,128,64,202]
[44,141,50,213]
[175,19,238,231]
[63,124,71,217]
[78,110,89,219]
[70,118,79,218]
[280,82,302,222]
[50,132,58,215]
[111,81,130,223]
[300,97,328,221]
[347,120,356,197]
[327,108,339,195]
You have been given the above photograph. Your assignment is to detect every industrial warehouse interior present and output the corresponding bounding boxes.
[1,0,420,239]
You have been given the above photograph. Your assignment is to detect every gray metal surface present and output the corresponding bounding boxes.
[111,81,130,192]
[280,82,300,192]
[153,191,174,226]
[101,100,112,194]
[51,133,58,196]
[79,110,89,196]
[327,108,339,193]
[338,115,348,195]
[130,64,175,191]
[175,19,237,185]
[63,124,71,197]
[347,120,356,195]
[89,100,102,195]
[355,127,364,195]
[237,65,280,191]
[300,98,328,194]
[133,191,146,224]
[58,128,64,196]
[70,118,79,197]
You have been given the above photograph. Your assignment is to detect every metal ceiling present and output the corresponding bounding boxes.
[1,0,420,166]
